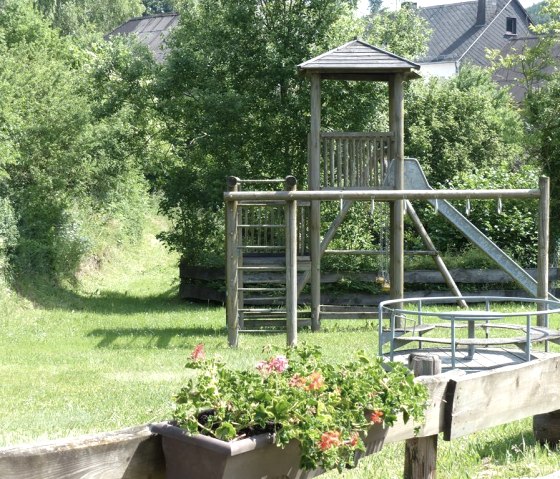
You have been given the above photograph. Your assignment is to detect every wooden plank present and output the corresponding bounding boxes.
[366,371,463,445]
[444,355,560,440]
[0,426,164,479]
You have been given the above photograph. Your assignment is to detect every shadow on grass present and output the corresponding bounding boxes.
[87,326,227,349]
[469,426,543,466]
[15,275,223,316]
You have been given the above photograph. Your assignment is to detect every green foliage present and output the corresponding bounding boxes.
[0,1,160,280]
[142,0,175,14]
[527,2,550,24]
[489,0,560,259]
[33,0,144,35]
[414,164,540,266]
[156,0,429,265]
[405,66,524,186]
[173,344,427,472]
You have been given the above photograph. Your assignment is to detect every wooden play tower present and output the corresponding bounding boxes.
[224,40,552,347]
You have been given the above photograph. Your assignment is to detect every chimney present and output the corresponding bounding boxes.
[476,0,486,25]
[476,0,498,25]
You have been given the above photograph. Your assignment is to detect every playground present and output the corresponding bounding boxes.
[1,40,560,479]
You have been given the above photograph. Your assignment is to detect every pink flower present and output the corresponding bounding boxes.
[269,355,288,372]
[191,343,205,361]
[318,431,342,451]
[256,360,269,372]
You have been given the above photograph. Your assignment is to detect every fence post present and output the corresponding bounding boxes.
[285,176,298,347]
[404,353,441,479]
[537,175,550,327]
[226,176,240,347]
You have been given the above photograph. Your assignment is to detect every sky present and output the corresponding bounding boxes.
[357,0,540,14]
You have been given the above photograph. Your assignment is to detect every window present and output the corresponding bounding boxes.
[506,17,517,35]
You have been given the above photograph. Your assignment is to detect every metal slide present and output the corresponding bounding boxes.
[385,158,554,299]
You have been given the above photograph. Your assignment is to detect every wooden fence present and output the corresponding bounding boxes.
[179,264,559,304]
[2,355,560,479]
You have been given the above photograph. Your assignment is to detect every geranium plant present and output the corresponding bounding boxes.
[172,344,428,472]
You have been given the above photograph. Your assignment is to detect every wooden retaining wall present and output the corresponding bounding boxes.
[1,355,560,478]
[179,264,559,304]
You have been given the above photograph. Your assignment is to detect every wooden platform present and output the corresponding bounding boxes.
[387,347,550,373]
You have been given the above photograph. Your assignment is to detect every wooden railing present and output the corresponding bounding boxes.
[238,202,309,256]
[320,131,394,189]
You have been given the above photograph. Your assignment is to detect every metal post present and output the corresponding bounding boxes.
[285,176,298,347]
[309,73,321,331]
[537,176,550,326]
[226,177,240,347]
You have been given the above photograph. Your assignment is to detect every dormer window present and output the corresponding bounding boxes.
[506,17,517,35]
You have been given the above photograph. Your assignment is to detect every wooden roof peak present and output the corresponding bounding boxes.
[298,39,421,81]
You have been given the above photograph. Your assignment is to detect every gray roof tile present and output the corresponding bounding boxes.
[106,13,179,63]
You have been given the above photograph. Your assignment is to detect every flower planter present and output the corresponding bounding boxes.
[151,422,386,479]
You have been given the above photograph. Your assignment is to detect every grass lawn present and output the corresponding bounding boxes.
[0,216,559,478]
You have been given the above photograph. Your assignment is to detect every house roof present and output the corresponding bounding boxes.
[106,13,179,63]
[298,39,421,80]
[417,0,531,65]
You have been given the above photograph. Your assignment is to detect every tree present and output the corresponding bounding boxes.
[405,66,524,186]
[489,0,560,258]
[142,0,175,14]
[0,0,159,278]
[155,0,429,264]
[33,0,144,35]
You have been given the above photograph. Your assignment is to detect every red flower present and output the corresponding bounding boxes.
[318,431,342,451]
[191,343,205,361]
[369,410,384,424]
[347,432,359,447]
[305,371,325,391]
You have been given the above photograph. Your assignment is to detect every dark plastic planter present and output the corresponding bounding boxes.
[151,422,385,479]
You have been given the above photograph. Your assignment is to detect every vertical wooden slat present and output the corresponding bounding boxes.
[373,139,379,186]
[344,139,349,188]
[330,138,335,186]
[337,139,342,188]
[323,136,328,187]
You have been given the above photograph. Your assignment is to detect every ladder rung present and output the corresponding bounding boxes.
[238,246,286,250]
[238,266,286,272]
[244,296,285,301]
[238,224,285,228]
[240,308,287,313]
[239,287,286,292]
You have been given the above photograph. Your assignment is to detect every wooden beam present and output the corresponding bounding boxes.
[406,201,467,308]
[309,74,322,331]
[226,177,240,347]
[285,176,298,346]
[443,355,560,440]
[537,176,550,326]
[0,426,164,479]
[224,189,541,202]
[404,353,441,479]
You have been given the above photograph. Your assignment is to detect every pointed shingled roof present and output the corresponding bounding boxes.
[298,39,421,80]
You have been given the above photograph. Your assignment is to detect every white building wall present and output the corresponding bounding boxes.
[418,61,459,78]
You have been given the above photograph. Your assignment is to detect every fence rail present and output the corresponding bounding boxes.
[2,355,560,478]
